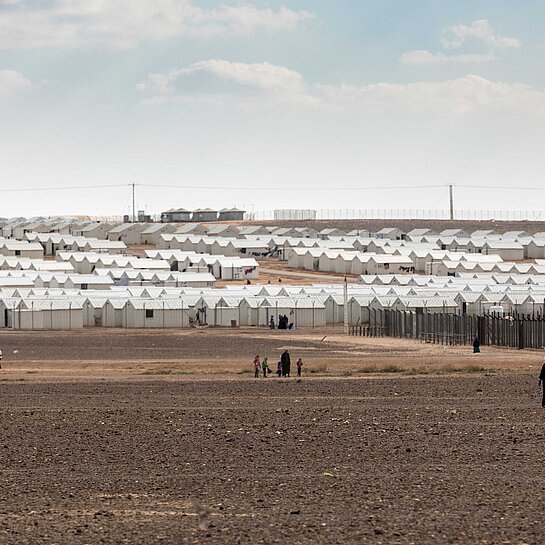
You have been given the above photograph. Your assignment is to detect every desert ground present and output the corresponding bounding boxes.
[1,329,544,544]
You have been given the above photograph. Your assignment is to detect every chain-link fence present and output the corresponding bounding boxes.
[350,309,545,350]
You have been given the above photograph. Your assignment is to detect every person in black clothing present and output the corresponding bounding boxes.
[473,336,480,353]
[539,362,545,407]
[281,350,291,377]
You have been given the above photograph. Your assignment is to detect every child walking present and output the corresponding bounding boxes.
[253,355,260,378]
[262,357,269,378]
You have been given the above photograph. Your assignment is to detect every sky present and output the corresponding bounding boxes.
[1,0,545,218]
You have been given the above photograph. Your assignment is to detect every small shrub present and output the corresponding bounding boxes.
[357,365,378,374]
[308,363,328,374]
[140,368,174,376]
[379,365,404,373]
[357,365,403,374]
[452,365,489,374]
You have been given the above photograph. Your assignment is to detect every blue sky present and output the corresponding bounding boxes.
[1,0,544,217]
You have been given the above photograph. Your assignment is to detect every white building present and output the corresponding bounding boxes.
[107,223,149,245]
[212,258,259,280]
[366,255,415,275]
[0,241,44,259]
[140,224,177,245]
[482,241,525,261]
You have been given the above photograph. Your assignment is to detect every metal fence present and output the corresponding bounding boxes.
[350,309,545,350]
[248,209,545,222]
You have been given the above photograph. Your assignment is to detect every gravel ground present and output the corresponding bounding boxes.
[0,329,424,365]
[1,376,544,544]
[0,329,352,362]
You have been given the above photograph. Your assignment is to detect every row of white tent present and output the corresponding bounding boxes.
[159,232,545,262]
[0,270,216,289]
[6,216,545,242]
[158,234,272,257]
[2,218,359,244]
[435,260,545,276]
[286,247,510,275]
[0,251,259,282]
[4,220,323,244]
[2,273,545,329]
[2,240,261,281]
[143,250,259,280]
[24,233,127,255]
[13,228,545,266]
[0,234,127,257]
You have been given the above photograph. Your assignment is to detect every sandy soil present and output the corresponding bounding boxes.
[0,328,542,380]
[255,259,357,286]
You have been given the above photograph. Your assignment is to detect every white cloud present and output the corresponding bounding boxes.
[399,20,519,68]
[139,61,545,117]
[441,19,521,50]
[0,69,32,96]
[137,59,318,107]
[139,59,306,94]
[400,50,496,66]
[320,75,545,116]
[192,5,314,36]
[0,0,314,50]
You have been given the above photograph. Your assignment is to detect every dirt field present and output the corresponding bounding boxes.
[224,218,545,235]
[1,330,544,544]
[255,259,357,286]
[0,328,542,378]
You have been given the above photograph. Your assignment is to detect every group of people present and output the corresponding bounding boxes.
[269,315,294,330]
[253,350,303,378]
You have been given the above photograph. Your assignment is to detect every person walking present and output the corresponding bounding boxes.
[473,336,481,353]
[253,355,260,378]
[539,361,545,407]
[276,361,282,377]
[262,356,269,378]
[296,358,303,377]
[281,349,291,377]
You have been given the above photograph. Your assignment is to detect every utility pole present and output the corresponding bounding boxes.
[449,184,454,221]
[343,276,349,335]
[131,182,136,223]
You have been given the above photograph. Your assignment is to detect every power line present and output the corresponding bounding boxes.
[0,183,127,193]
[0,182,445,193]
[456,185,545,191]
[145,182,545,192]
[139,183,446,192]
[0,181,543,193]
